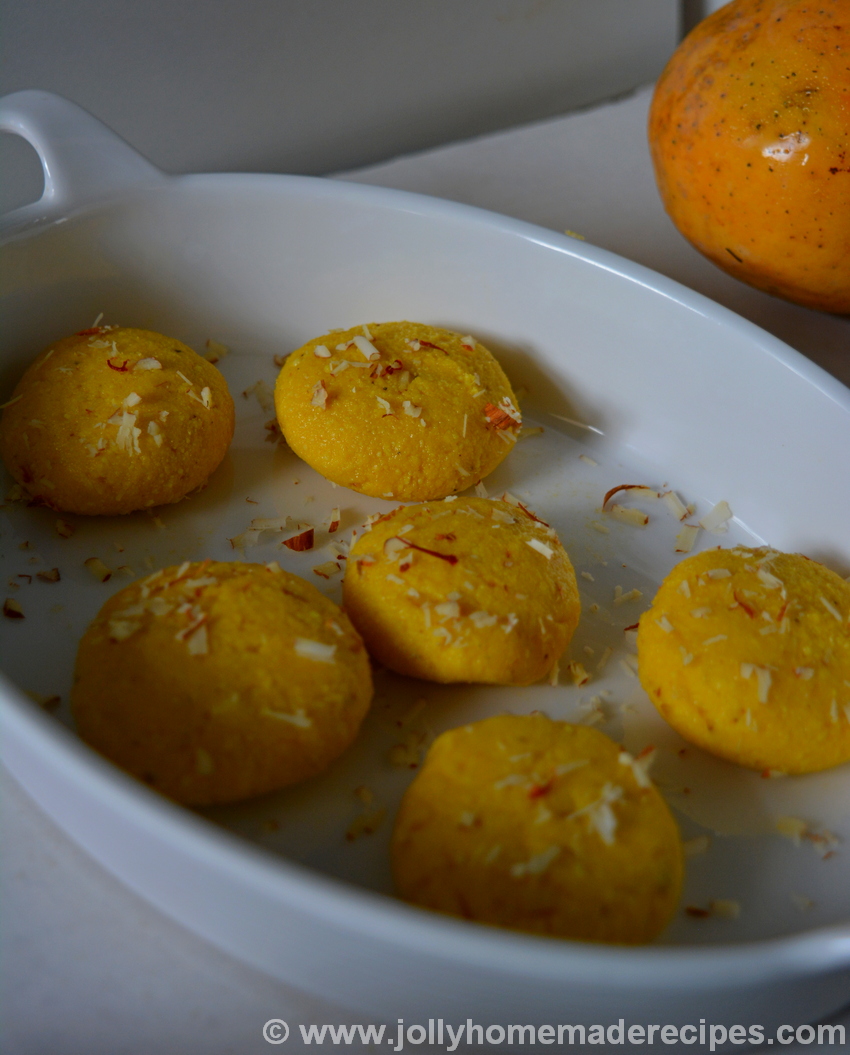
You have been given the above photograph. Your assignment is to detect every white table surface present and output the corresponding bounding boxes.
[3,84,848,1055]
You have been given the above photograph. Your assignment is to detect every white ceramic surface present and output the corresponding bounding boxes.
[1,90,849,1029]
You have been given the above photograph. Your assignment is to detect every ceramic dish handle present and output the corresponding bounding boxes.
[0,89,166,237]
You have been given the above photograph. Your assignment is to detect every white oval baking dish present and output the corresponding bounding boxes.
[1,90,848,1031]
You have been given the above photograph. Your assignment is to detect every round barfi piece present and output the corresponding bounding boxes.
[343,496,580,685]
[638,546,850,774]
[392,714,683,944]
[0,326,234,515]
[72,561,373,805]
[274,321,521,501]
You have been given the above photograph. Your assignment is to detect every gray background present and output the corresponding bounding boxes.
[1,0,681,210]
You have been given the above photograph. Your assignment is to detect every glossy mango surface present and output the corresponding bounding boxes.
[649,0,850,313]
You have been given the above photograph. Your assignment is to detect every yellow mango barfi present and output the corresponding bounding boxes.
[392,714,683,944]
[0,326,234,515]
[274,322,521,500]
[72,561,372,805]
[343,497,580,685]
[638,547,850,773]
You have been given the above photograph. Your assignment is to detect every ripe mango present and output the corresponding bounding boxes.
[649,0,850,314]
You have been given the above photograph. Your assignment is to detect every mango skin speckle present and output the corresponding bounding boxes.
[72,561,373,806]
[343,497,580,685]
[392,714,683,945]
[0,327,235,515]
[649,0,850,313]
[274,322,520,501]
[638,547,850,774]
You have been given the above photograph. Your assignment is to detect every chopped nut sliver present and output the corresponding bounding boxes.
[263,707,311,727]
[186,624,208,655]
[483,402,519,430]
[84,557,112,582]
[388,729,426,768]
[242,380,275,411]
[114,410,141,455]
[741,663,772,702]
[283,528,314,551]
[566,660,589,686]
[351,336,380,360]
[383,537,409,561]
[3,598,24,619]
[311,381,328,408]
[675,524,700,552]
[596,646,614,671]
[613,587,642,606]
[699,500,733,533]
[312,561,341,579]
[229,530,261,550]
[662,490,689,520]
[526,538,554,559]
[757,567,784,591]
[36,568,60,583]
[820,596,842,621]
[609,504,649,527]
[566,783,623,844]
[511,845,560,877]
[618,747,656,788]
[294,638,336,663]
[108,619,140,641]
